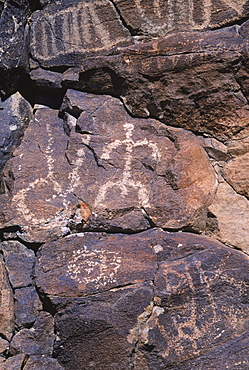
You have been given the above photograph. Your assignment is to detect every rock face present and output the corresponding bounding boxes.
[0,0,249,369]
[0,92,217,242]
[35,230,249,369]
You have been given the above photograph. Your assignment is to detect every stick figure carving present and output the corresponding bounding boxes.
[94,122,161,209]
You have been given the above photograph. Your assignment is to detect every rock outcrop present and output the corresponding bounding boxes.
[0,0,249,369]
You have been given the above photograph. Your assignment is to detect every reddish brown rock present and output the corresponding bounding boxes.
[35,232,157,297]
[1,107,78,243]
[223,153,249,198]
[208,181,249,254]
[35,230,249,369]
[0,93,217,242]
[63,92,217,232]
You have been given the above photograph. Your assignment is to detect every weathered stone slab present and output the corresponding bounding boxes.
[35,230,249,369]
[14,287,42,328]
[23,356,64,370]
[223,153,249,198]
[0,0,30,69]
[0,254,14,340]
[30,0,133,68]
[113,0,249,36]
[35,232,157,297]
[0,92,32,191]
[10,312,55,356]
[1,107,78,242]
[208,181,249,254]
[68,25,249,140]
[0,354,26,370]
[0,241,36,288]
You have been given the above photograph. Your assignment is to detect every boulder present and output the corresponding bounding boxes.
[35,230,249,369]
[0,93,217,242]
[30,0,133,68]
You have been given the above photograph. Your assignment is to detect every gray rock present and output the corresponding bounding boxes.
[0,241,35,288]
[15,287,42,328]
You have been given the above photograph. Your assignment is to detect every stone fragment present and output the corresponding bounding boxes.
[0,92,32,189]
[0,254,14,340]
[223,153,249,198]
[0,241,35,288]
[0,354,26,370]
[35,230,249,369]
[30,68,63,89]
[208,181,249,253]
[14,287,42,328]
[54,283,154,370]
[30,0,133,68]
[227,135,249,156]
[0,338,9,354]
[10,312,55,356]
[23,356,64,370]
[113,0,249,36]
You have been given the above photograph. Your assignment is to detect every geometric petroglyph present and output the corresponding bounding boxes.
[66,245,122,288]
[30,0,132,64]
[114,0,249,36]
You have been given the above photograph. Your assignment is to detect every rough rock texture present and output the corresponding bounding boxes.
[0,92,32,191]
[0,93,217,242]
[35,230,249,369]
[0,254,14,341]
[0,0,249,369]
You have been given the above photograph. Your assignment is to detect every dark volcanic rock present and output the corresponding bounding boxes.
[0,0,30,96]
[35,230,249,369]
[10,312,55,356]
[74,25,249,140]
[0,241,36,288]
[0,92,32,192]
[14,287,42,328]
[113,0,249,36]
[30,0,133,68]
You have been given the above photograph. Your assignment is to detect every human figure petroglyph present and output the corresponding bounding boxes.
[12,117,91,227]
[94,122,161,209]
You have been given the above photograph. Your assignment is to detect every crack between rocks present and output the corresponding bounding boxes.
[108,0,138,37]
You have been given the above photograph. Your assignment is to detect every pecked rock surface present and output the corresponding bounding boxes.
[0,93,217,242]
[35,230,249,369]
[0,0,249,368]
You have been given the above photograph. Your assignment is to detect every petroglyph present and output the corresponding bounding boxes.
[94,122,160,208]
[30,0,132,63]
[114,0,248,35]
[66,245,122,287]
